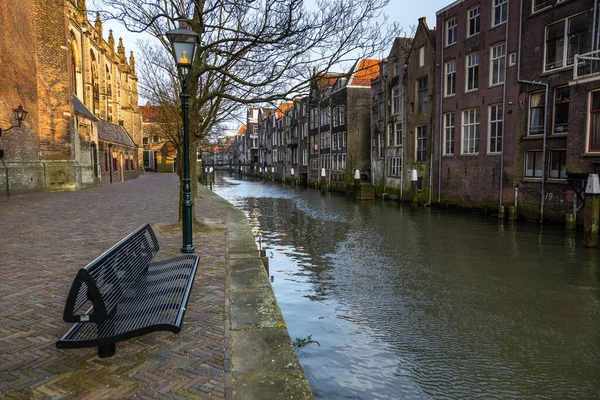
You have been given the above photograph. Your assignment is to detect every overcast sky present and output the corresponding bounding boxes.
[98,0,454,130]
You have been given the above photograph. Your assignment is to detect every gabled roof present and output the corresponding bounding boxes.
[97,119,137,147]
[276,102,294,118]
[237,124,247,135]
[73,95,98,121]
[314,71,345,91]
[348,58,381,86]
[139,105,160,123]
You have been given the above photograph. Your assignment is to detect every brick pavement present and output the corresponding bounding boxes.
[0,173,232,399]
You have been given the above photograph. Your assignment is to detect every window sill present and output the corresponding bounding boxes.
[487,152,502,156]
[541,65,572,76]
[467,33,480,39]
[460,153,479,156]
[530,5,552,16]
[489,83,504,89]
[446,42,457,48]
[442,154,454,157]
[465,89,478,94]
[491,21,507,29]
[522,177,542,182]
[549,132,568,137]
[444,94,456,99]
[523,134,544,139]
[546,178,568,183]
[582,152,600,157]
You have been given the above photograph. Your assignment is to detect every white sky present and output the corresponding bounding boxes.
[97,0,453,131]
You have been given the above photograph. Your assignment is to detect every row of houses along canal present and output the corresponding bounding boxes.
[212,171,600,400]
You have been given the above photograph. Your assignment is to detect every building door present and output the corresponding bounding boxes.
[120,153,124,181]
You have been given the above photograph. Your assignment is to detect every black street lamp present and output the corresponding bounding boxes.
[166,19,199,254]
[0,104,28,137]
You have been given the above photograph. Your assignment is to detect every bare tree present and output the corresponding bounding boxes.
[93,0,401,223]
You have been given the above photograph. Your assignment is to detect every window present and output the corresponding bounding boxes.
[392,86,401,114]
[468,6,480,37]
[545,13,588,71]
[462,108,480,154]
[466,53,479,91]
[416,125,427,162]
[417,77,428,114]
[394,122,402,146]
[342,153,346,169]
[389,156,401,176]
[445,60,456,97]
[388,123,394,146]
[152,134,159,143]
[332,133,337,150]
[490,43,506,85]
[589,91,600,152]
[525,151,543,178]
[533,0,552,13]
[333,107,339,127]
[378,134,384,158]
[142,137,149,145]
[340,106,345,125]
[554,87,569,134]
[549,150,567,179]
[489,104,503,153]
[493,0,508,26]
[529,92,545,135]
[509,52,517,66]
[419,46,425,67]
[446,17,457,46]
[444,113,455,155]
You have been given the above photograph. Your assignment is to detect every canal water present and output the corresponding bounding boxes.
[213,173,600,400]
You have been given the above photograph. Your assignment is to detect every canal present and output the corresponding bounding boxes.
[213,173,600,400]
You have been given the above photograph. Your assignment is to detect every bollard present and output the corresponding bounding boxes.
[498,205,505,220]
[508,206,517,221]
[584,174,600,247]
[565,213,576,230]
[354,169,360,198]
[411,169,418,211]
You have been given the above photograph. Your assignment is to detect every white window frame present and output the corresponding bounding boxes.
[528,91,546,136]
[544,12,588,72]
[392,86,401,115]
[446,17,457,46]
[553,86,569,134]
[462,108,480,155]
[394,122,402,147]
[388,156,401,176]
[493,0,508,27]
[533,0,553,14]
[488,104,503,154]
[490,43,506,86]
[416,125,427,162]
[467,6,481,38]
[525,150,543,178]
[443,112,455,155]
[445,60,456,97]
[466,53,479,92]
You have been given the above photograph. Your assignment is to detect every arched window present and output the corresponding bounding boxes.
[90,51,99,114]
[106,65,112,122]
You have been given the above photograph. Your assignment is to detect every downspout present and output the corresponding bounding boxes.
[383,67,387,192]
[518,0,549,223]
[499,1,510,207]
[438,13,446,203]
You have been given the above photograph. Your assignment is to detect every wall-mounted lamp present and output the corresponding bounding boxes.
[0,104,28,137]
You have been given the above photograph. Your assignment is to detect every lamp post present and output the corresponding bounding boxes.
[166,19,199,254]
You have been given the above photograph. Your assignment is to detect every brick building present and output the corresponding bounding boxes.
[0,0,141,197]
[139,105,177,173]
[434,0,520,211]
[371,37,412,199]
[515,0,600,222]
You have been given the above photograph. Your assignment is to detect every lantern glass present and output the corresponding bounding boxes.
[13,104,28,127]
[165,23,200,73]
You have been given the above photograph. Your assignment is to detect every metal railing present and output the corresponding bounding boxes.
[574,50,600,80]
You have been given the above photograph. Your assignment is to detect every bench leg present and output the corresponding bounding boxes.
[98,343,116,358]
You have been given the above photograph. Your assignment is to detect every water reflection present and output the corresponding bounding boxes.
[214,173,600,400]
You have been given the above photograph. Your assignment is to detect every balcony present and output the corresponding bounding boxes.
[574,50,600,80]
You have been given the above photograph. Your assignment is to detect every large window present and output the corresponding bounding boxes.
[529,92,545,135]
[389,156,401,176]
[553,87,569,134]
[392,86,401,115]
[340,106,346,125]
[489,104,503,154]
[545,13,588,71]
[462,108,480,154]
[466,53,479,91]
[445,60,456,97]
[444,113,455,155]
[490,43,506,85]
[388,123,394,146]
[416,125,427,162]
[394,122,402,146]
[493,0,508,26]
[525,151,543,178]
[589,91,600,152]
[446,17,457,46]
[417,77,428,114]
[468,6,480,37]
[549,150,567,179]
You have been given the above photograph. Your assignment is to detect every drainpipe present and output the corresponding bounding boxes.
[108,143,113,183]
[438,13,446,203]
[499,1,510,208]
[383,67,387,193]
[1,156,9,198]
[518,0,549,223]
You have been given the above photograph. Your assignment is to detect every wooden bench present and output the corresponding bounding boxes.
[56,223,199,358]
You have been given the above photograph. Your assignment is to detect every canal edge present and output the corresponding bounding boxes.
[199,185,314,399]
